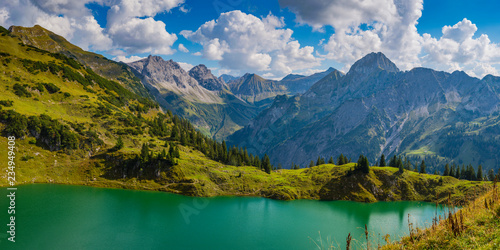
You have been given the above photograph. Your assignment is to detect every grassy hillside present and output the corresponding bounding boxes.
[383,184,500,249]
[9,25,151,98]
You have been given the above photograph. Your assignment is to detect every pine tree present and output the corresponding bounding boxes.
[396,157,403,170]
[398,162,404,174]
[379,154,386,167]
[253,155,261,169]
[221,140,228,162]
[262,154,272,174]
[174,145,180,158]
[309,160,315,168]
[419,160,426,174]
[328,156,334,164]
[316,156,322,166]
[404,157,411,170]
[180,131,187,145]
[477,165,483,181]
[488,169,495,181]
[337,154,345,165]
[443,164,450,176]
[356,155,370,174]
[170,125,178,140]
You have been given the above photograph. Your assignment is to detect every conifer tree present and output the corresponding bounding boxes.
[309,160,314,168]
[221,140,228,162]
[174,145,180,158]
[419,160,426,174]
[488,169,495,181]
[356,155,370,174]
[254,155,261,169]
[455,166,461,179]
[262,154,272,174]
[398,162,404,174]
[328,156,334,164]
[477,165,483,181]
[443,164,450,176]
[389,155,398,167]
[379,154,386,167]
[396,157,403,170]
[337,154,346,165]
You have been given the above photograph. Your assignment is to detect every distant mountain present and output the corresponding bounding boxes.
[128,56,221,103]
[219,74,240,83]
[228,73,287,103]
[189,65,228,91]
[229,52,500,171]
[280,67,339,94]
[128,55,260,139]
[8,25,150,98]
[281,74,306,81]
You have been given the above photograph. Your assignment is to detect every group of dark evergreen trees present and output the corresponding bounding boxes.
[377,153,499,181]
[442,163,485,181]
[147,112,273,174]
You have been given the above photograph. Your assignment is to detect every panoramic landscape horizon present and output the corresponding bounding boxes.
[1,0,500,249]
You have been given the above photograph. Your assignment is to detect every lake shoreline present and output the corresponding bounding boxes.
[3,171,490,205]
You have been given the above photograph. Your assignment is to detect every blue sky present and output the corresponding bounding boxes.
[1,0,500,79]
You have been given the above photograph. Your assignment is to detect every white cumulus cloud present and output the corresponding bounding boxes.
[0,0,112,51]
[0,0,184,54]
[181,10,322,78]
[422,18,500,77]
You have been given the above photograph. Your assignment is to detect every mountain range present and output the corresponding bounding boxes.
[229,52,500,171]
[124,53,335,139]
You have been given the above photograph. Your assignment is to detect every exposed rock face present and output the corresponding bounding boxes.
[189,65,228,91]
[229,52,500,169]
[128,56,221,103]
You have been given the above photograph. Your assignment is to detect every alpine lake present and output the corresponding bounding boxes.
[0,184,450,249]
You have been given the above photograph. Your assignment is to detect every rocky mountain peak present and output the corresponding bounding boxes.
[348,52,399,76]
[189,64,227,91]
[189,64,210,75]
